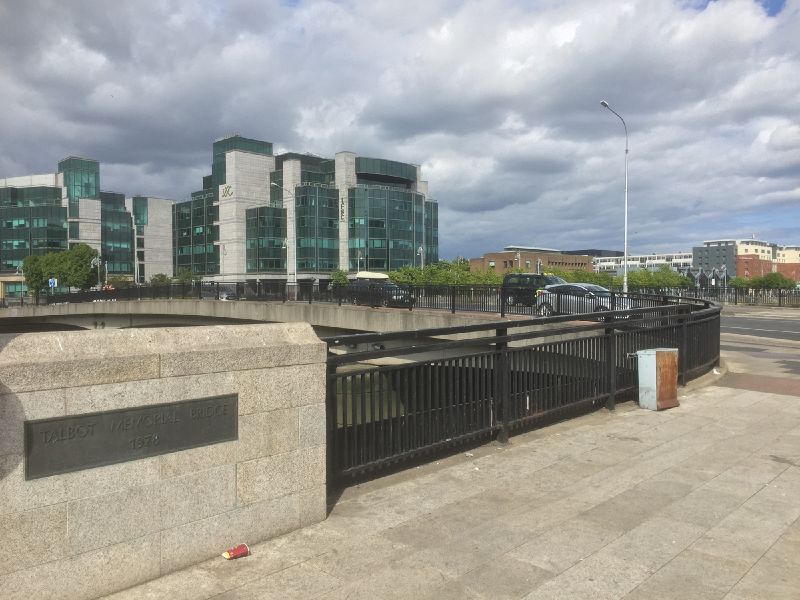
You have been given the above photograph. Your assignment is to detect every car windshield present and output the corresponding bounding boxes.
[544,276,567,285]
[582,284,611,294]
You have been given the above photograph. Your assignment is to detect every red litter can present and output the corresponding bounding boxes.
[222,543,249,560]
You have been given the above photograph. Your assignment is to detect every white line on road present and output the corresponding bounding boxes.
[722,326,793,334]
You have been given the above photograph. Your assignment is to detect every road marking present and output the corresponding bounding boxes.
[722,326,795,334]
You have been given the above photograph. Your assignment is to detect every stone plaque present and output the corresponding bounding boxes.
[24,394,238,479]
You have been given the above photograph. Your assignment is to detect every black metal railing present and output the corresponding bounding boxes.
[27,281,800,312]
[323,296,721,483]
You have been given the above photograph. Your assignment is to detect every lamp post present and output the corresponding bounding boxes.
[417,245,424,270]
[90,256,102,288]
[600,99,629,294]
[271,183,297,286]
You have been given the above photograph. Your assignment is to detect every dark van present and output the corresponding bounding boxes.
[502,272,566,306]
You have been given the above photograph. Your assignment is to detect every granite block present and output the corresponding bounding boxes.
[63,457,160,501]
[67,483,160,554]
[0,356,160,393]
[64,372,236,414]
[299,403,326,448]
[0,454,66,516]
[160,464,237,529]
[237,452,298,506]
[237,408,298,462]
[0,503,67,576]
[159,440,237,479]
[0,533,160,600]
[297,445,327,490]
[236,363,326,414]
[300,485,328,527]
[0,389,66,456]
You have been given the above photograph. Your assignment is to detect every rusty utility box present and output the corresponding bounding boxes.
[636,348,679,411]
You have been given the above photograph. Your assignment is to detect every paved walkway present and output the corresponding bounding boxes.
[105,375,800,599]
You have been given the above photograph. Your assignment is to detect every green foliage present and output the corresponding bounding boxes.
[748,272,796,289]
[106,275,131,289]
[65,244,100,290]
[23,244,99,294]
[174,268,195,284]
[609,265,691,289]
[149,273,171,286]
[728,277,749,289]
[388,260,502,286]
[22,255,46,298]
[329,268,349,287]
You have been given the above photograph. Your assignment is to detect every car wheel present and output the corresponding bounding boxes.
[381,297,389,307]
[538,302,554,317]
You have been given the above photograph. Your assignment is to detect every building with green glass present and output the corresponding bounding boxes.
[176,134,438,285]
[0,158,176,290]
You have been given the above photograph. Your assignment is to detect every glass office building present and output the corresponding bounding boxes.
[0,156,173,287]
[175,136,439,283]
[0,186,67,271]
[99,192,134,275]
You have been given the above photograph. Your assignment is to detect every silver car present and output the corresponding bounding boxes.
[536,283,635,317]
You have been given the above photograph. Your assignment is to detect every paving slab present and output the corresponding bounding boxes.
[102,381,800,600]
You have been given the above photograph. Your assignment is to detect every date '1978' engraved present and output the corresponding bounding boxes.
[24,395,238,480]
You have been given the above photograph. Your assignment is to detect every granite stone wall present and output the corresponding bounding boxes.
[0,323,327,600]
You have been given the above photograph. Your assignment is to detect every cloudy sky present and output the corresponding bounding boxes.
[1,0,798,259]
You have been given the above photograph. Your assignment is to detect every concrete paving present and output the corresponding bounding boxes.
[103,384,799,599]
[104,306,800,600]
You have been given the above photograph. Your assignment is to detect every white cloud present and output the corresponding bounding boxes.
[0,0,798,257]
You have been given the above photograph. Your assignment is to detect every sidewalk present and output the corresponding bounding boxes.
[105,377,800,600]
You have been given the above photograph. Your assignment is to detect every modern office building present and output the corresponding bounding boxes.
[0,157,175,291]
[127,196,176,283]
[693,238,800,281]
[174,134,438,284]
[692,239,781,279]
[593,252,693,275]
[469,246,592,273]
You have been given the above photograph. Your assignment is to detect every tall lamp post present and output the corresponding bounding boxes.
[90,256,102,288]
[271,183,297,286]
[600,99,629,293]
[417,245,425,270]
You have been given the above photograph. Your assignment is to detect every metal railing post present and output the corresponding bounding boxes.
[326,359,338,483]
[496,326,510,443]
[500,287,506,318]
[679,310,687,386]
[605,326,616,411]
[450,286,456,314]
[779,288,784,307]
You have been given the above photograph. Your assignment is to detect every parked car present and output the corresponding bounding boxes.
[502,273,567,306]
[219,288,239,301]
[350,281,415,307]
[536,283,637,317]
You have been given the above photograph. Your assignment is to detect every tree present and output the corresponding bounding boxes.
[329,268,349,288]
[174,268,195,285]
[751,272,795,289]
[22,255,47,300]
[149,273,171,286]
[64,244,99,290]
[728,277,749,289]
[106,275,131,289]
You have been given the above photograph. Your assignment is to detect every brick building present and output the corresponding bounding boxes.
[469,246,592,274]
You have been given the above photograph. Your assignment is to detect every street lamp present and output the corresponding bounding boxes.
[417,245,424,270]
[271,182,297,285]
[600,99,629,293]
[90,256,102,288]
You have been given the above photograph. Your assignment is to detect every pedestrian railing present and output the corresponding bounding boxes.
[322,295,721,484]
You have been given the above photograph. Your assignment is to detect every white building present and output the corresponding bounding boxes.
[593,252,693,274]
